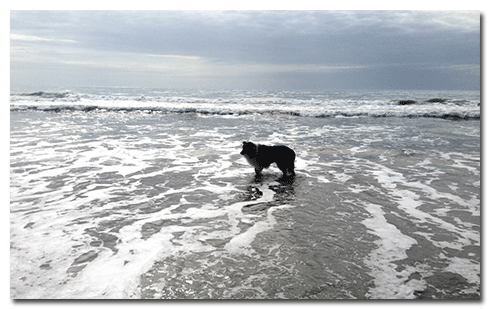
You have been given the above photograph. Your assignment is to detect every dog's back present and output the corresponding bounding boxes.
[258,145,295,167]
[266,145,295,176]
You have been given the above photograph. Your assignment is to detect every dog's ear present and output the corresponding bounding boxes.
[243,141,247,145]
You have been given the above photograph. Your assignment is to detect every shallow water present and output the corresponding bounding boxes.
[10,109,480,299]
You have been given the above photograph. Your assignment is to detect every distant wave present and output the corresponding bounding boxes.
[9,104,480,120]
[15,91,81,101]
[18,91,71,98]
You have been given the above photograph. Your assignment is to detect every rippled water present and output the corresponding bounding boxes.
[10,90,480,299]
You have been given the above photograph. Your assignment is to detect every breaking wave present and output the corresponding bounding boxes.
[10,89,480,120]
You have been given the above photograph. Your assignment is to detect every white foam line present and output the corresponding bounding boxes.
[371,164,480,248]
[52,225,185,298]
[224,205,292,256]
[362,202,426,299]
[223,184,289,256]
[407,181,480,216]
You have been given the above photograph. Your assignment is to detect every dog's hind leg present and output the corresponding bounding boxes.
[288,162,295,176]
[285,167,295,177]
[277,162,294,177]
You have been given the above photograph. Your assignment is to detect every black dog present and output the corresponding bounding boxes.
[240,141,296,177]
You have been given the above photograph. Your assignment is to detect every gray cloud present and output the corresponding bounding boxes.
[10,10,480,90]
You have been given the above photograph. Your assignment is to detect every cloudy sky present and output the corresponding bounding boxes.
[10,10,480,91]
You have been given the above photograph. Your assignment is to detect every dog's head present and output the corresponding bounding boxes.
[240,141,257,156]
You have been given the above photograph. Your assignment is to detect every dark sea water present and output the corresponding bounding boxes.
[10,88,480,299]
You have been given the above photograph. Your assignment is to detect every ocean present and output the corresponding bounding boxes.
[9,88,480,299]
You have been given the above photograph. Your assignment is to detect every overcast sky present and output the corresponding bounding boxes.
[10,10,480,91]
